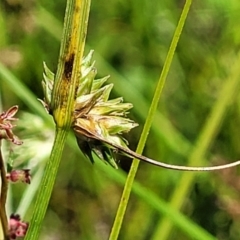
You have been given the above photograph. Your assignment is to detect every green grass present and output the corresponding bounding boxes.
[1,0,240,239]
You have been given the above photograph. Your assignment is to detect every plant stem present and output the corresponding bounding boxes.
[0,65,217,239]
[152,53,240,240]
[24,0,91,239]
[24,128,67,239]
[109,1,192,239]
[52,0,91,128]
[0,145,9,240]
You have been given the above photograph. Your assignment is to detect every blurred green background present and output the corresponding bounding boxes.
[1,0,240,239]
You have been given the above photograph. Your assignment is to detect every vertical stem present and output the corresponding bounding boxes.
[24,0,91,239]
[152,53,240,240]
[52,0,91,128]
[24,128,68,240]
[109,0,192,239]
[0,145,9,240]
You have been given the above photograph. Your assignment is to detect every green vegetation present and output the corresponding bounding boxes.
[1,0,240,239]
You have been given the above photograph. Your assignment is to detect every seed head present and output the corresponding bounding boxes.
[42,51,138,168]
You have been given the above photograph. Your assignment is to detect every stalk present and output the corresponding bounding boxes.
[152,53,240,240]
[109,0,193,239]
[24,0,91,239]
[0,147,9,240]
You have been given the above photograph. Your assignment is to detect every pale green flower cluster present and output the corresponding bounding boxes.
[42,51,138,168]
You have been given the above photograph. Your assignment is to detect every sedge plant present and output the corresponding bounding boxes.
[6,0,239,239]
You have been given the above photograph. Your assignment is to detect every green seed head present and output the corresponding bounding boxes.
[42,51,138,168]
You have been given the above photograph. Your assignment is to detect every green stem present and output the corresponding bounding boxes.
[52,0,91,128]
[0,146,9,240]
[24,0,91,239]
[152,53,240,240]
[24,128,67,239]
[0,24,215,240]
[109,0,192,239]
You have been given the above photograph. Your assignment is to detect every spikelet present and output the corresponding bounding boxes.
[42,50,138,168]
